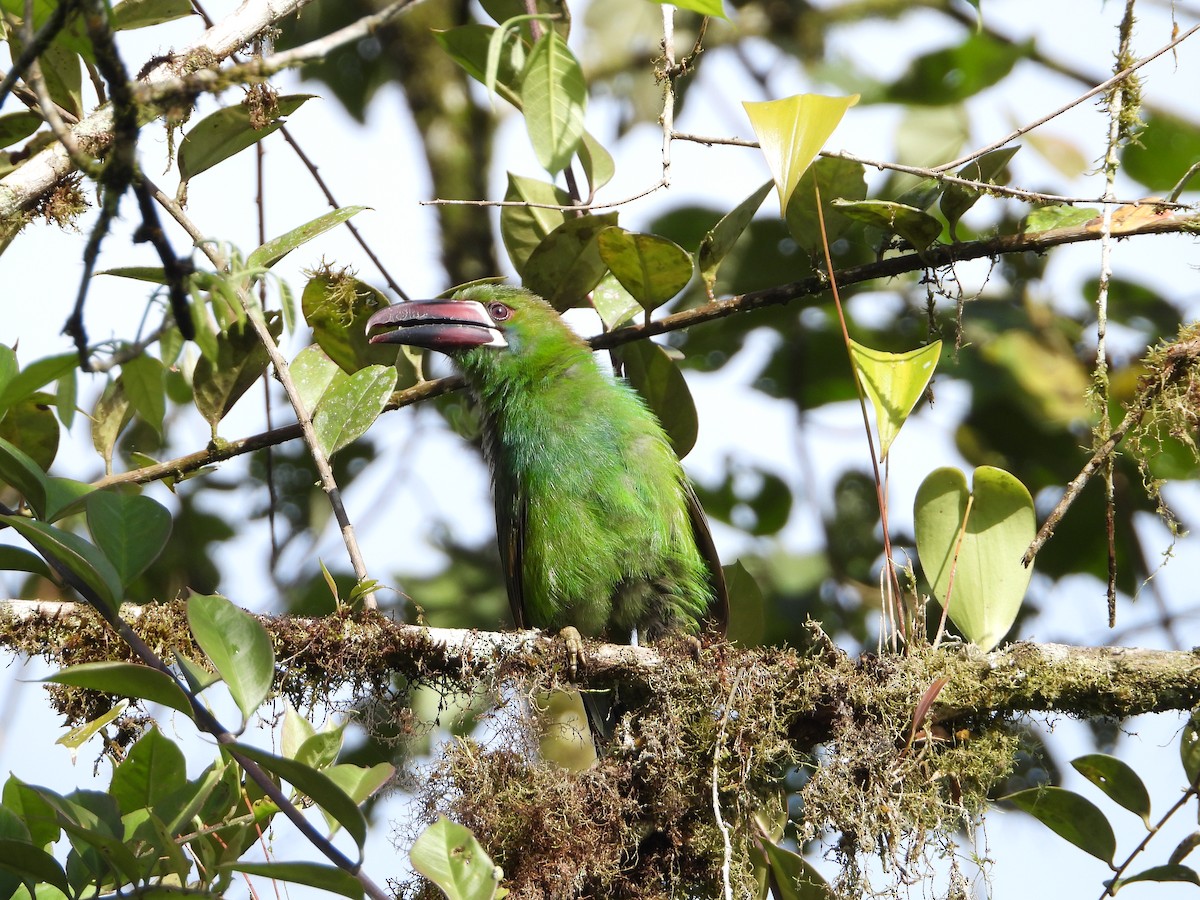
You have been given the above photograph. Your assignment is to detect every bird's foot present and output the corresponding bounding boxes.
[559,626,585,679]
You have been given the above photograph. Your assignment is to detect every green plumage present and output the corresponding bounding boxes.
[368,283,726,643]
[452,286,724,641]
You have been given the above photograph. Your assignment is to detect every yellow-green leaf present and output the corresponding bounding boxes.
[743,93,859,215]
[848,339,941,459]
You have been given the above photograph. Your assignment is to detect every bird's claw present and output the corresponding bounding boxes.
[559,626,585,678]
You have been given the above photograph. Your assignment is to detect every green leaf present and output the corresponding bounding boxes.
[324,762,394,807]
[43,477,95,523]
[435,24,523,108]
[1005,787,1117,865]
[0,395,59,475]
[95,266,169,283]
[0,352,78,413]
[85,492,172,587]
[293,722,344,771]
[247,206,367,271]
[44,663,193,717]
[110,0,195,29]
[312,365,397,457]
[522,213,618,310]
[0,840,69,895]
[519,31,586,174]
[619,342,698,458]
[225,862,363,900]
[92,379,132,471]
[1022,204,1096,234]
[884,33,1031,105]
[110,728,187,812]
[187,593,275,721]
[0,435,50,517]
[757,837,832,900]
[940,146,1020,238]
[0,346,16,398]
[1113,865,1200,891]
[591,273,641,330]
[1071,754,1151,825]
[0,516,123,613]
[597,228,692,311]
[291,344,347,414]
[830,199,942,253]
[698,180,774,293]
[1182,709,1200,787]
[175,651,220,694]
[177,95,314,185]
[743,93,859,215]
[56,366,76,428]
[784,156,868,253]
[500,174,572,276]
[282,703,319,761]
[119,354,166,436]
[410,816,503,900]
[913,466,1035,651]
[193,315,281,430]
[54,702,127,755]
[578,132,615,194]
[648,0,726,16]
[0,546,51,579]
[3,776,61,848]
[0,111,42,149]
[231,744,367,853]
[1123,112,1200,192]
[848,339,941,459]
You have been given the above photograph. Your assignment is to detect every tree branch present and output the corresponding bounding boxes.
[7,599,1200,731]
[89,204,1200,489]
[0,0,309,220]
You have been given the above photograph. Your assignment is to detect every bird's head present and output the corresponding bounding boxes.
[365,285,585,371]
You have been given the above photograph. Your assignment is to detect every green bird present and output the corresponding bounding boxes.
[367,285,726,734]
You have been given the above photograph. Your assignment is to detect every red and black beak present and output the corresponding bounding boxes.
[365,300,507,350]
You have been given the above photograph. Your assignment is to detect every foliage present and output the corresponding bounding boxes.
[1,1,1200,899]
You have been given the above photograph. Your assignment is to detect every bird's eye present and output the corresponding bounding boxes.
[488,302,512,321]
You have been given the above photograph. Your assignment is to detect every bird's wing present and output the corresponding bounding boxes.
[684,479,728,635]
[495,470,528,629]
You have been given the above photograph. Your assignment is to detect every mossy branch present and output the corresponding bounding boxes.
[5,598,1200,733]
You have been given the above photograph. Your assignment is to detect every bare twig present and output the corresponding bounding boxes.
[1023,339,1200,567]
[933,20,1200,173]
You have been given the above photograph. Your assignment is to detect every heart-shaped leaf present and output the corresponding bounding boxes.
[914,465,1035,650]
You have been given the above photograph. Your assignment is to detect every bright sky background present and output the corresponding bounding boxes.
[2,0,1200,896]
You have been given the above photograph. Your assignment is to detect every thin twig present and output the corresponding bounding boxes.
[1092,0,1138,625]
[933,20,1200,173]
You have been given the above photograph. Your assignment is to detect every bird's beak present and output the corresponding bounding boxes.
[365,300,508,350]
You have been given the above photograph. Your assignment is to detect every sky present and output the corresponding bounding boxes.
[2,0,1200,896]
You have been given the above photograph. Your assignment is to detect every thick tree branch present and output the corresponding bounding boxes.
[7,599,1200,733]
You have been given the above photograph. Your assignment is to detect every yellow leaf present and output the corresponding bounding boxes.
[743,93,859,215]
